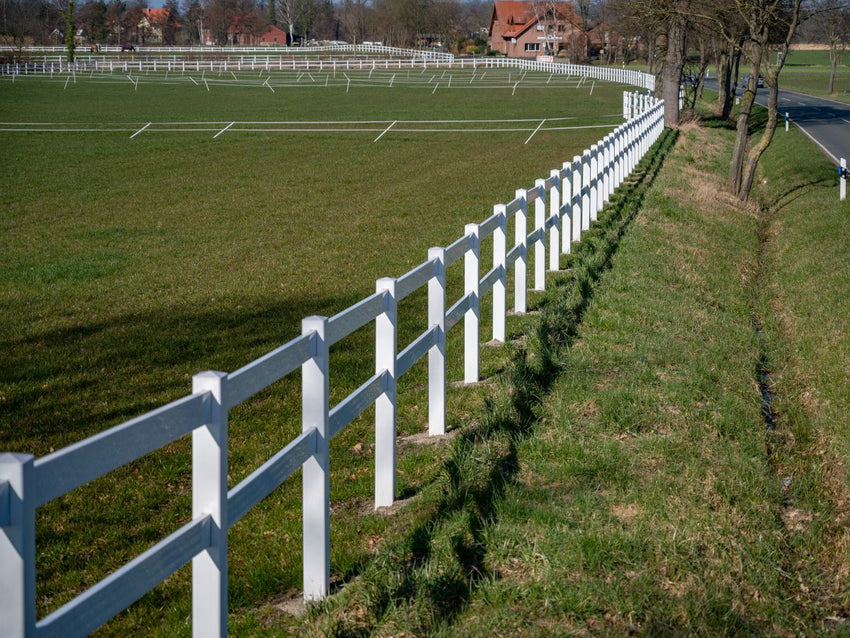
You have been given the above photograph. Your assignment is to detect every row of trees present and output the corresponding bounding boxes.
[608,0,849,200]
[0,0,493,51]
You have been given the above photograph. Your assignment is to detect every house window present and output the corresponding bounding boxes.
[524,43,540,51]
[536,24,544,31]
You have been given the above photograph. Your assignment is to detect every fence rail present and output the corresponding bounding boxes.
[0,46,655,90]
[0,87,664,637]
[0,43,456,61]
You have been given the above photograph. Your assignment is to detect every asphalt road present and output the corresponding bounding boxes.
[705,78,850,165]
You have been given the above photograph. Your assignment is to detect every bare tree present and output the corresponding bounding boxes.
[374,0,424,47]
[427,0,463,51]
[1,0,49,47]
[339,0,372,43]
[277,0,308,44]
[529,0,562,55]
[182,0,203,43]
[807,0,850,93]
[726,0,805,199]
[611,0,692,126]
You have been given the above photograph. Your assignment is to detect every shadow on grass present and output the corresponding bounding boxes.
[766,177,835,213]
[312,129,680,636]
[698,102,768,134]
[701,115,736,130]
[0,291,365,451]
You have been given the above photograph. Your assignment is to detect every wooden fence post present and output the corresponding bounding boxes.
[301,316,330,600]
[375,278,397,507]
[614,127,623,191]
[590,144,599,222]
[0,453,35,638]
[464,224,480,384]
[191,371,228,638]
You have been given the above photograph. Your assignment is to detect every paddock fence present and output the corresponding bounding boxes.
[0,46,655,91]
[0,89,664,637]
[0,43,456,61]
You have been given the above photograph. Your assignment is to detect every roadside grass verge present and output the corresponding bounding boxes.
[779,49,850,102]
[294,113,850,634]
[754,124,850,623]
[281,127,678,636]
[0,75,624,633]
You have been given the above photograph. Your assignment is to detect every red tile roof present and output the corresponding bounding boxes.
[489,1,579,39]
[142,8,171,25]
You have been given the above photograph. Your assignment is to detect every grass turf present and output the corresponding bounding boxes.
[0,70,626,633]
[289,109,850,634]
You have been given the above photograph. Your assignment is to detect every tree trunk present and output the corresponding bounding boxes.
[829,43,839,94]
[717,46,731,116]
[696,37,707,100]
[662,13,685,128]
[647,34,655,74]
[738,81,779,200]
[718,39,738,120]
[728,57,762,195]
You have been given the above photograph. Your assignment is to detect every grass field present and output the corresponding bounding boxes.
[0,68,630,633]
[760,49,850,101]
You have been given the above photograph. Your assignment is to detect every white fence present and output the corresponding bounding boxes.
[0,47,654,91]
[0,43,455,61]
[0,91,664,637]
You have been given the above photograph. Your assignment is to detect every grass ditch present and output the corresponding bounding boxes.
[751,119,850,627]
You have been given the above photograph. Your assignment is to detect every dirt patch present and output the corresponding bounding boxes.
[370,492,421,517]
[398,429,456,447]
[781,507,814,532]
[790,43,830,50]
[268,589,307,619]
[610,503,641,522]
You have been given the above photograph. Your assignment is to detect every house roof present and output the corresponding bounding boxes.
[142,8,170,25]
[489,1,579,40]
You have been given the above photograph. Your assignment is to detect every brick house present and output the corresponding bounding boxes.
[259,24,291,46]
[201,18,264,46]
[488,1,581,59]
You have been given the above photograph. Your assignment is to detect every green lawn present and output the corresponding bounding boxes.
[768,49,850,101]
[0,69,628,634]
